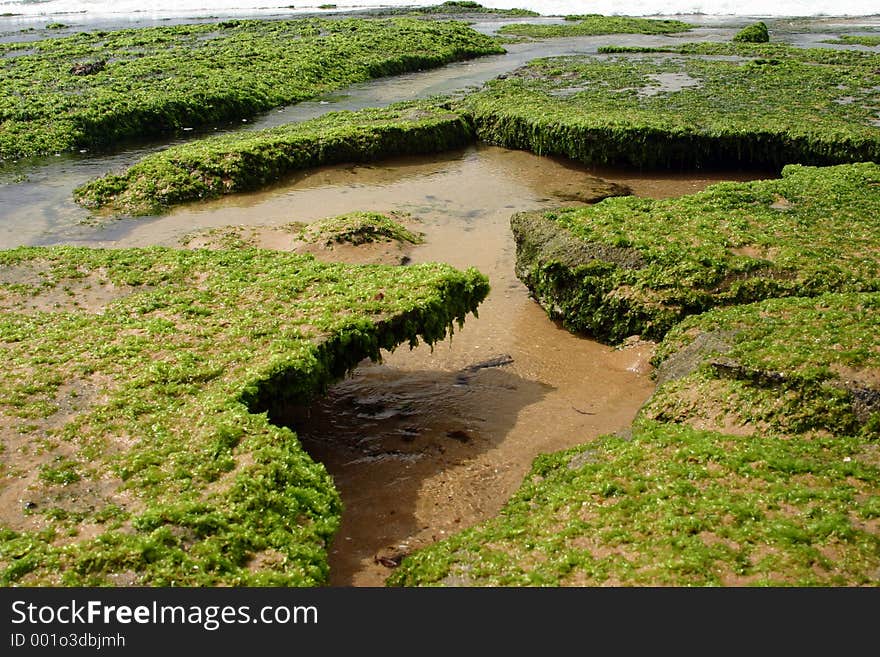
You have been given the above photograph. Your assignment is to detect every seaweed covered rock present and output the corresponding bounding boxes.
[497,14,693,38]
[388,416,880,586]
[418,1,538,15]
[510,162,880,344]
[299,211,424,247]
[0,17,503,160]
[644,292,880,438]
[733,21,770,43]
[0,246,489,585]
[460,46,880,169]
[75,103,475,216]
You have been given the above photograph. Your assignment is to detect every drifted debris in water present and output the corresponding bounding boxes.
[455,353,514,384]
[462,353,514,373]
[69,60,106,76]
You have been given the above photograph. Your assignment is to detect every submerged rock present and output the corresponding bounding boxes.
[68,60,105,75]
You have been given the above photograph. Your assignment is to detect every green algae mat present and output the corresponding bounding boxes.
[389,292,880,587]
[460,44,880,168]
[496,14,694,39]
[0,246,489,585]
[0,17,503,161]
[381,1,538,17]
[824,35,880,47]
[643,293,880,439]
[75,103,475,216]
[511,162,880,344]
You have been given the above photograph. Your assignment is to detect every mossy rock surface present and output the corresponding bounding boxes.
[388,418,880,586]
[299,211,424,246]
[0,17,503,160]
[645,292,880,438]
[733,21,770,43]
[0,246,489,585]
[74,102,475,216]
[497,15,694,39]
[460,45,880,169]
[824,35,880,47]
[510,162,880,344]
[387,2,539,17]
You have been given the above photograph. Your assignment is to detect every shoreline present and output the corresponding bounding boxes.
[2,8,879,37]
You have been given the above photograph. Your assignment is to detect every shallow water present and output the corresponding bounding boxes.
[1,13,871,249]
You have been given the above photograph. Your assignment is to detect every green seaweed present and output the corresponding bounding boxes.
[497,15,693,39]
[0,246,489,585]
[0,17,503,161]
[510,162,880,344]
[74,102,475,216]
[299,211,424,246]
[733,21,770,43]
[645,292,880,438]
[597,40,880,64]
[824,35,880,47]
[388,419,880,586]
[459,47,880,169]
[406,2,538,16]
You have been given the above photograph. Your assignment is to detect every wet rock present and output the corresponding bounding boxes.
[374,547,408,568]
[846,384,880,423]
[653,330,739,387]
[455,353,514,384]
[69,60,106,76]
[509,209,657,343]
[567,449,600,470]
[708,356,788,386]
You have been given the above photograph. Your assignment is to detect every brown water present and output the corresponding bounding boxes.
[118,143,768,586]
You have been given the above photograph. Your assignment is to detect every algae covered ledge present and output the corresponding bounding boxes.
[0,17,504,161]
[510,162,880,344]
[74,102,476,216]
[0,247,489,585]
[461,44,880,169]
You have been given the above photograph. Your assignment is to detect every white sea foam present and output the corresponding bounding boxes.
[0,0,878,19]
